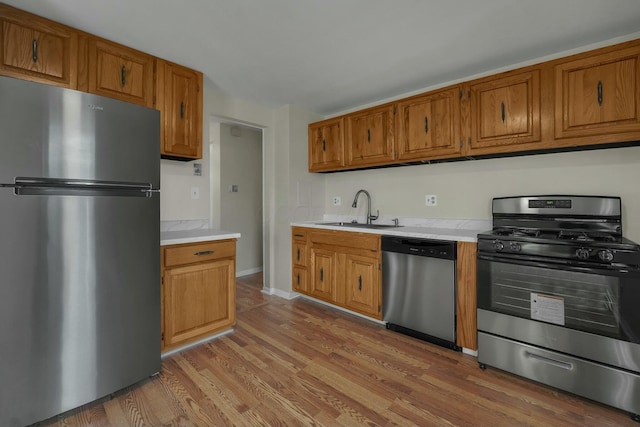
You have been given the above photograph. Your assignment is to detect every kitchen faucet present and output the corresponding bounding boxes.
[352,189,379,224]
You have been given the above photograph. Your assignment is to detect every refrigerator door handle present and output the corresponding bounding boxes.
[2,177,157,197]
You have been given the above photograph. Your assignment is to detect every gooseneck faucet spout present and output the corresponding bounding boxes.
[352,189,379,225]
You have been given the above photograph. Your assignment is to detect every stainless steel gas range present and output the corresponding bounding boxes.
[476,195,640,422]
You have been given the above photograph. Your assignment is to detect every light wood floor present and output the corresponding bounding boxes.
[40,272,636,426]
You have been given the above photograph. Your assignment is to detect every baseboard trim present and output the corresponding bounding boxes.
[237,267,263,277]
[161,328,234,358]
[462,347,478,357]
[297,294,386,325]
[261,287,298,300]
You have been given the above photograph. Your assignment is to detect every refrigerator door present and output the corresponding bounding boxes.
[0,76,160,187]
[0,77,161,426]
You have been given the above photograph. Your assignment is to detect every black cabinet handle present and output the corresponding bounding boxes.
[194,250,214,256]
[294,234,304,238]
[597,80,603,106]
[121,65,126,87]
[367,129,371,143]
[358,275,362,291]
[180,101,185,119]
[501,101,506,123]
[322,139,326,152]
[32,39,38,63]
[424,116,429,134]
[320,267,324,281]
[297,248,300,261]
[297,273,300,287]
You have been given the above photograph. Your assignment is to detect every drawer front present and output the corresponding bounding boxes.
[478,332,640,415]
[292,227,308,242]
[164,240,235,267]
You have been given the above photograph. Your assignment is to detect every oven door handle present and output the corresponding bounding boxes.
[477,253,635,275]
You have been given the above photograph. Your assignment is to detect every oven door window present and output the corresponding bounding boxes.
[477,255,640,343]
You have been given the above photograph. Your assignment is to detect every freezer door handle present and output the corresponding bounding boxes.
[1,177,157,197]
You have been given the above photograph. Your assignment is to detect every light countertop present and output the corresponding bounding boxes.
[160,229,241,246]
[290,222,488,243]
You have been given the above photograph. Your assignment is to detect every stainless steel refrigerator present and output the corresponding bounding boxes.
[0,76,161,426]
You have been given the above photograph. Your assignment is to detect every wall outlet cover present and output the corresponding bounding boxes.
[332,196,341,206]
[425,194,437,206]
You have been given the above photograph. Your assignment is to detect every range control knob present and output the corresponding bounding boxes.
[598,250,614,262]
[575,248,590,260]
[509,242,522,253]
[493,240,504,251]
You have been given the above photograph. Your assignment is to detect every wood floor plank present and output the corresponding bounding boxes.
[37,272,637,426]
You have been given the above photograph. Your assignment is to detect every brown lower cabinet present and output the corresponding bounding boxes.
[292,227,478,350]
[293,227,382,320]
[161,239,236,351]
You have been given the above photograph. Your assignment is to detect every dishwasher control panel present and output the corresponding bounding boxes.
[382,236,456,260]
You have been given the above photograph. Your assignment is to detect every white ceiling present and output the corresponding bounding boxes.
[6,0,640,115]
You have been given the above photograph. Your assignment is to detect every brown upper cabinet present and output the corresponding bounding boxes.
[157,59,203,159]
[555,43,640,140]
[396,86,462,161]
[467,68,542,154]
[308,116,344,171]
[0,3,78,88]
[86,38,154,108]
[345,103,395,168]
[310,38,640,172]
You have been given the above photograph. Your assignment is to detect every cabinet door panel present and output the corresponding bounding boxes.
[346,104,395,167]
[397,87,461,160]
[0,4,78,88]
[345,255,380,317]
[556,48,640,139]
[158,59,203,159]
[309,117,344,171]
[310,248,336,302]
[88,38,154,107]
[164,259,235,347]
[469,69,541,153]
[293,267,308,293]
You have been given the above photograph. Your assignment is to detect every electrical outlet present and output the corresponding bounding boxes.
[191,186,200,200]
[425,194,437,206]
[332,196,341,206]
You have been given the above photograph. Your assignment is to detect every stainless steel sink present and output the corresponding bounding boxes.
[315,222,403,229]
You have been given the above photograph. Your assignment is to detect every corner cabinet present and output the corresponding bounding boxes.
[161,239,236,351]
[308,117,344,172]
[86,37,154,108]
[293,227,382,320]
[345,103,396,168]
[555,43,640,141]
[396,86,462,160]
[157,59,204,160]
[0,3,78,88]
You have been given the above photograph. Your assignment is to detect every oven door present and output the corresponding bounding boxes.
[477,253,640,344]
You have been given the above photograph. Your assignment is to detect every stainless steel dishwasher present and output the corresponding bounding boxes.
[382,236,459,351]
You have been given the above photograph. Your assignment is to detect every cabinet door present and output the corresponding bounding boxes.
[555,45,640,139]
[308,117,344,171]
[468,69,541,153]
[88,38,154,107]
[346,104,395,167]
[0,4,78,88]
[310,248,336,302]
[345,254,381,318]
[396,87,461,160]
[292,267,308,294]
[157,59,203,159]
[163,259,236,348]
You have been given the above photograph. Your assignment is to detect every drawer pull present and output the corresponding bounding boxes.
[194,250,215,256]
[32,39,38,63]
[525,351,573,370]
[294,234,304,238]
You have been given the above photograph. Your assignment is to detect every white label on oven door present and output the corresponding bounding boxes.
[530,293,565,326]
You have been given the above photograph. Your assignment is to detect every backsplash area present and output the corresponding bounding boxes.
[160,219,210,232]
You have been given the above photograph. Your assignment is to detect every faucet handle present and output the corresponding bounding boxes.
[369,209,379,222]
[392,218,399,227]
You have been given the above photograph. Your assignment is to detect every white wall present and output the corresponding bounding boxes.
[324,146,640,242]
[219,123,263,274]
